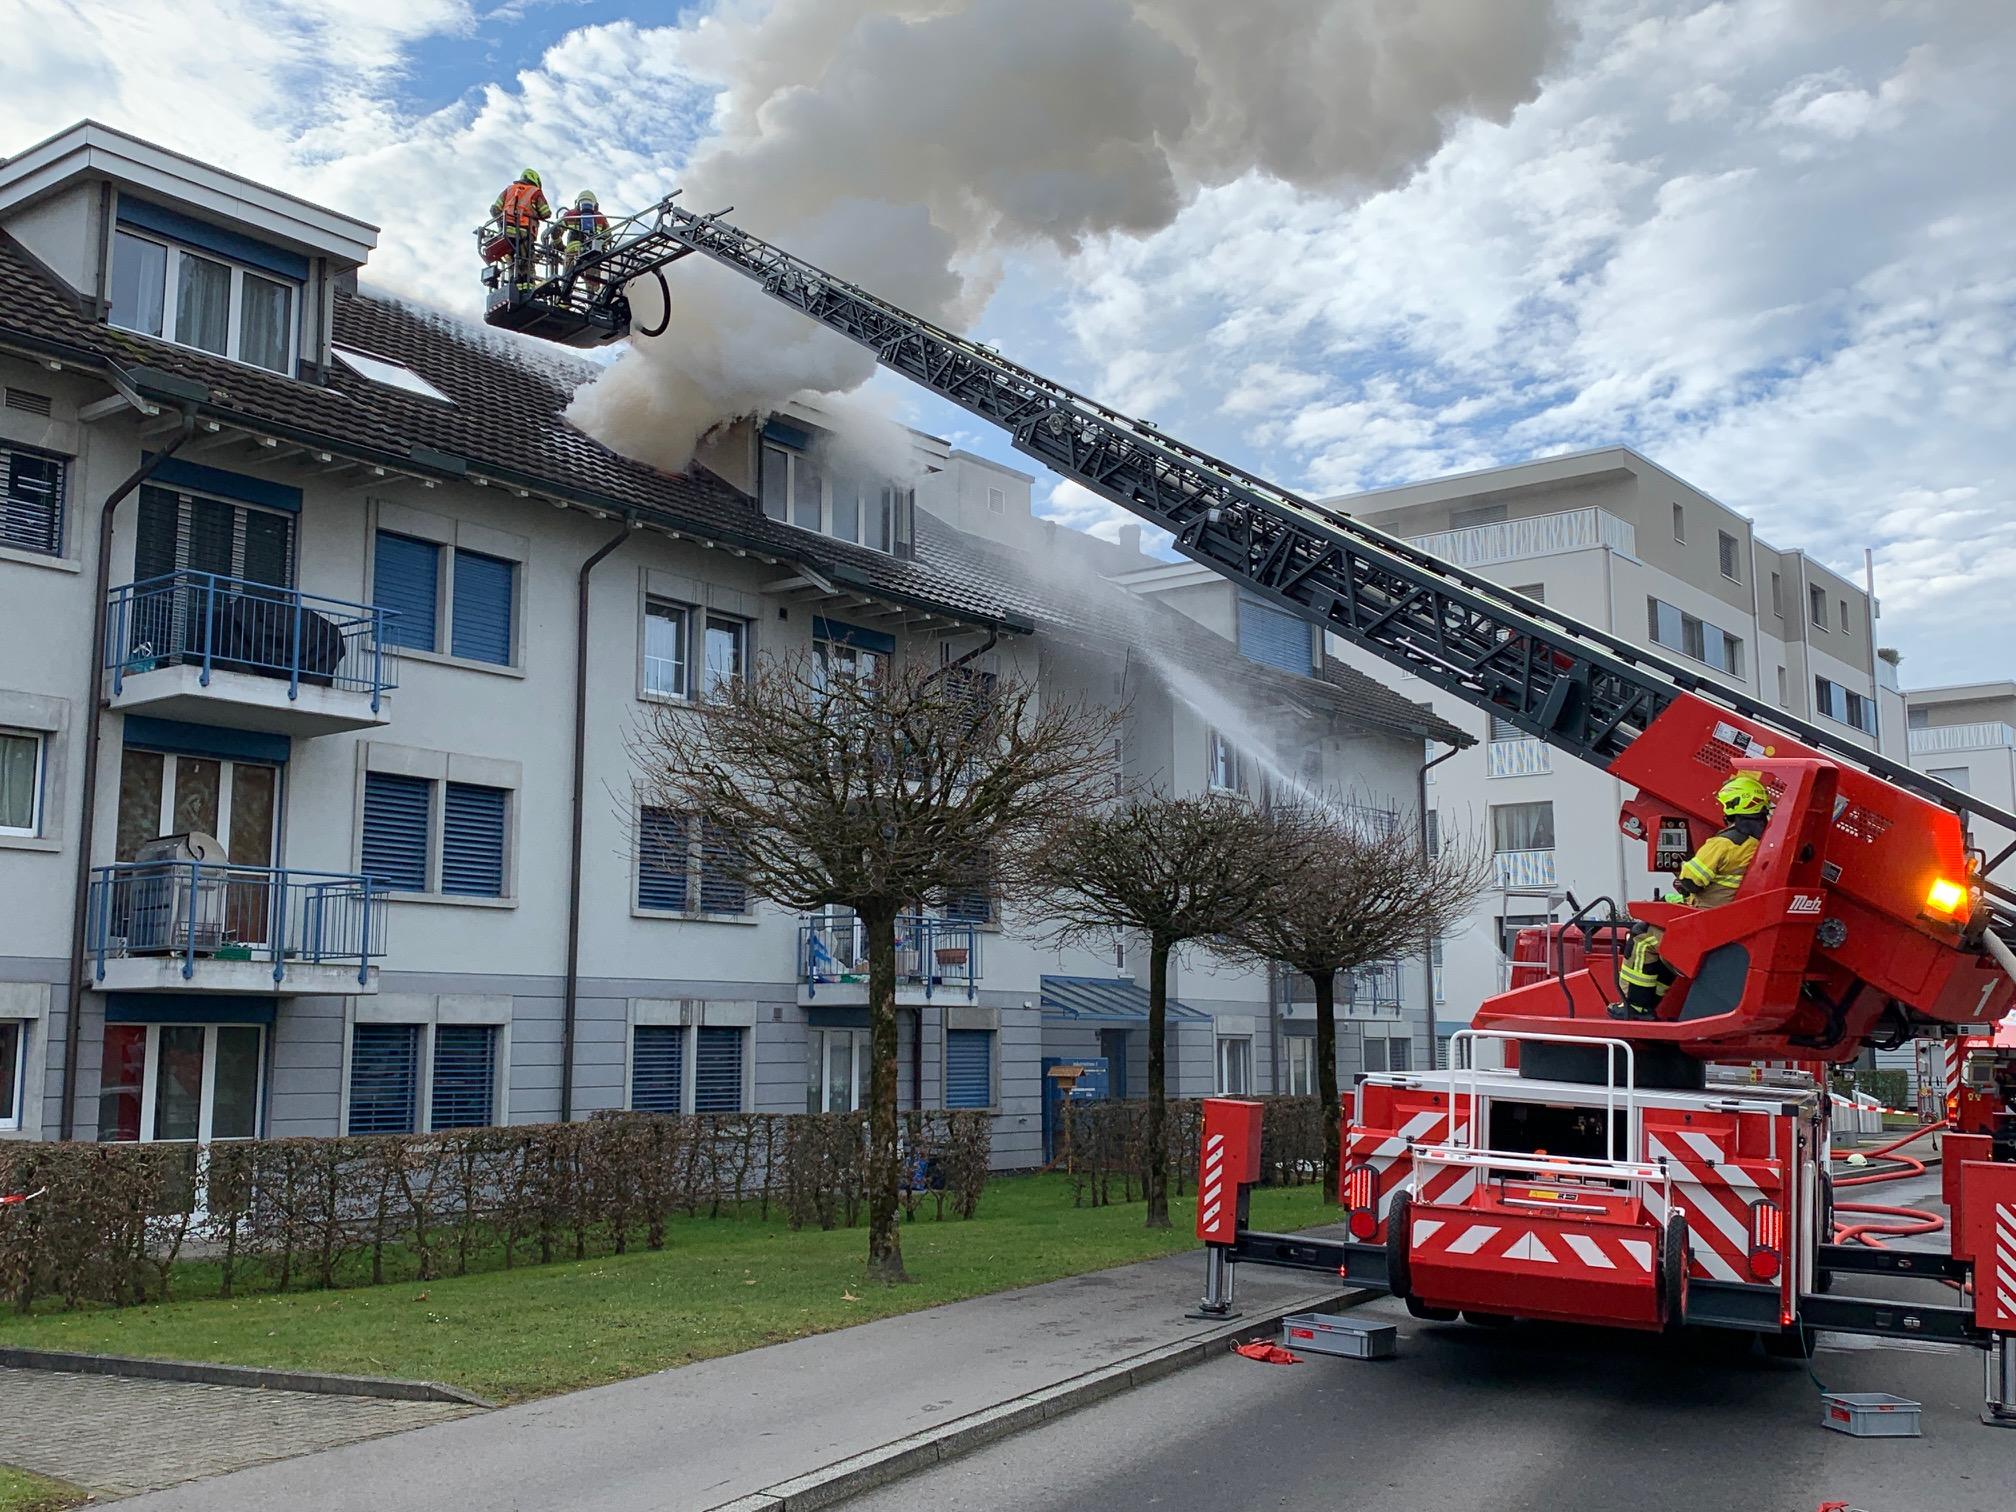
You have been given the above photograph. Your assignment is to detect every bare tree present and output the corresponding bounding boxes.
[1222,799,1492,1199]
[634,653,1117,1282]
[1025,794,1306,1228]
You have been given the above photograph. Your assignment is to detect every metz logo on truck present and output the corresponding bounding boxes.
[1787,895,1823,916]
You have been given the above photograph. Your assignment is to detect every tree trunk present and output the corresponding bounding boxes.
[1312,968,1342,1203]
[1144,940,1171,1230]
[863,901,910,1283]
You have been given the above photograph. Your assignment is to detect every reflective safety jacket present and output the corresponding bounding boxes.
[493,180,551,231]
[1673,815,1765,909]
[555,207,611,251]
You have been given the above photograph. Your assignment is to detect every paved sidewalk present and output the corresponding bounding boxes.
[106,1241,1340,1511]
[0,1367,474,1498]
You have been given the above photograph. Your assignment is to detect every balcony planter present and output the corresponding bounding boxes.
[934,946,970,967]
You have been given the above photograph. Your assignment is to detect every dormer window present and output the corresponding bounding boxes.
[757,422,914,556]
[107,205,300,376]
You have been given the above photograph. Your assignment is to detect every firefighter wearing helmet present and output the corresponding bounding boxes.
[1609,771,1773,1020]
[490,168,552,283]
[551,190,613,276]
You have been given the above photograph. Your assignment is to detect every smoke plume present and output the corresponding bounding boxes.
[569,0,1570,470]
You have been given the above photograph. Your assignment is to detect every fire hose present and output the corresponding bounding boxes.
[1831,1118,1946,1252]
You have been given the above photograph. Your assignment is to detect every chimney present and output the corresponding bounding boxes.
[1118,523,1142,557]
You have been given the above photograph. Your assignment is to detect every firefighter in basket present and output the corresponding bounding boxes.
[488,168,552,283]
[1609,770,1772,1021]
[550,190,613,280]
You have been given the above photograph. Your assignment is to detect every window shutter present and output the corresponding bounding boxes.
[361,772,431,891]
[442,783,507,897]
[348,1023,420,1134]
[636,807,690,911]
[698,820,746,915]
[1237,597,1313,675]
[451,548,514,664]
[1,444,64,557]
[373,532,440,652]
[632,1025,684,1113]
[430,1025,496,1129]
[693,1026,744,1112]
[945,1029,992,1109]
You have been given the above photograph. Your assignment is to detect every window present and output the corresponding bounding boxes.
[1838,598,1850,632]
[109,229,297,374]
[1285,1036,1314,1097]
[1770,572,1784,618]
[987,486,1005,514]
[1496,913,1549,957]
[332,345,453,404]
[813,618,890,689]
[1432,936,1445,1003]
[1647,597,1744,677]
[136,484,294,590]
[1488,713,1525,741]
[370,533,517,665]
[1424,809,1440,859]
[451,549,515,664]
[1928,766,1971,793]
[1815,676,1879,736]
[97,1023,262,1143]
[1907,707,1930,730]
[758,442,915,555]
[643,598,689,699]
[1215,1036,1253,1096]
[1364,1034,1413,1074]
[373,532,440,652]
[1207,728,1244,792]
[361,772,512,898]
[0,1019,21,1130]
[694,1026,746,1112]
[1671,503,1685,542]
[631,1025,685,1113]
[1,442,66,557]
[703,614,747,698]
[348,1023,421,1134]
[1449,503,1507,530]
[430,1026,497,1129]
[1810,583,1827,628]
[1776,665,1788,705]
[808,1027,869,1113]
[0,729,44,837]
[1238,596,1314,674]
[1489,801,1554,853]
[946,1028,994,1109]
[1510,584,1545,604]
[636,808,749,917]
[1718,530,1741,581]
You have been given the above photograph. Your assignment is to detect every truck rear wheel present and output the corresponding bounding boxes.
[1386,1190,1413,1301]
[1657,1214,1690,1328]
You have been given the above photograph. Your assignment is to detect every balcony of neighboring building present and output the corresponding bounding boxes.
[85,855,386,995]
[799,912,981,1007]
[1908,722,2016,757]
[1275,960,1405,1023]
[104,571,396,736]
[1404,506,1636,570]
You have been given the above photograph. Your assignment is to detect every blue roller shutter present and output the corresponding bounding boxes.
[442,783,507,897]
[697,821,746,915]
[1,445,65,557]
[361,772,431,892]
[430,1025,497,1129]
[636,807,689,911]
[945,1029,993,1109]
[373,532,440,651]
[451,548,514,664]
[631,1025,684,1113]
[693,1026,744,1112]
[1238,596,1313,675]
[348,1023,420,1134]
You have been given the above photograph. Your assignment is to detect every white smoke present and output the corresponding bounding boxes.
[569,0,1571,470]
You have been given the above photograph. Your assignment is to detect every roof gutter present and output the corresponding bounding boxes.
[59,405,198,1139]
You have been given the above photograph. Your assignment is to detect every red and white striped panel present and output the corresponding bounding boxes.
[1198,1131,1231,1243]
[1643,1129,1768,1284]
[1410,1215,1655,1275]
[1990,1202,2016,1332]
[1349,1107,1473,1219]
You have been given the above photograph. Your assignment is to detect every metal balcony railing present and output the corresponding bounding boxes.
[106,571,397,711]
[1276,961,1403,1011]
[800,913,980,1000]
[1908,722,2016,755]
[1405,506,1637,569]
[87,862,387,987]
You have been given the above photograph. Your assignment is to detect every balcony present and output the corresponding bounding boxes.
[1406,506,1636,570]
[799,913,980,1005]
[105,572,396,737]
[1909,722,2016,756]
[1486,737,1552,778]
[1493,848,1558,889]
[1276,961,1404,1022]
[86,862,386,995]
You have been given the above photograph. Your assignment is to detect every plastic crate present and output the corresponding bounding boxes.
[1280,1312,1396,1360]
[1820,1392,1922,1437]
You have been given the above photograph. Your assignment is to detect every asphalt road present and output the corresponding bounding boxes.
[850,1174,2006,1512]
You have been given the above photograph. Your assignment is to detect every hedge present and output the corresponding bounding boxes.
[1057,1096,1327,1207]
[0,1110,990,1312]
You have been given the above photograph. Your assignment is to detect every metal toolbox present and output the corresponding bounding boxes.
[1280,1312,1396,1360]
[1820,1392,1922,1437]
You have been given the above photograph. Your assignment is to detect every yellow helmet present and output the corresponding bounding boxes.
[1717,771,1771,817]
[575,190,599,209]
[520,167,542,186]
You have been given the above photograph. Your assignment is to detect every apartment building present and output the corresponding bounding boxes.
[1318,448,1896,1057]
[1905,682,2016,874]
[0,122,1458,1153]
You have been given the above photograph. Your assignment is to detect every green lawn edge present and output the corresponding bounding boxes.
[0,1466,86,1512]
[0,1176,1332,1402]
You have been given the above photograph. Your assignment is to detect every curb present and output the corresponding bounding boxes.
[0,1346,495,1408]
[706,1285,1371,1512]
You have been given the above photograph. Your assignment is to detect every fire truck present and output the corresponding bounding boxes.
[488,196,2016,1427]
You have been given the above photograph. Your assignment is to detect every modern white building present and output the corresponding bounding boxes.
[1905,682,2016,875]
[1319,449,1898,1058]
[0,122,1460,1154]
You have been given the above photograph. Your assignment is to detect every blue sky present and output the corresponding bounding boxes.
[2,0,2012,685]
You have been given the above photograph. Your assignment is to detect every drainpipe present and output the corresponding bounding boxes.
[1417,740,1462,1069]
[560,516,638,1122]
[60,410,198,1139]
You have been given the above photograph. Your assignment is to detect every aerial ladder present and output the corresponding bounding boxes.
[491,194,2016,1423]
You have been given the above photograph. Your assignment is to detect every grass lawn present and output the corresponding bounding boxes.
[0,1176,1331,1403]
[0,1467,84,1512]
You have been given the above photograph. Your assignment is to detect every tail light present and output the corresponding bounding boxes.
[1748,1198,1783,1281]
[1344,1163,1378,1240]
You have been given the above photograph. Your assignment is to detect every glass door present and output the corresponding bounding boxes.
[97,1023,264,1142]
[115,749,282,951]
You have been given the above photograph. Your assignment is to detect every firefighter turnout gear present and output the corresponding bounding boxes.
[490,171,552,281]
[551,191,613,273]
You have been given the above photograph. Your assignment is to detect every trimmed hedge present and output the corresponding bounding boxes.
[0,1110,990,1312]
[1057,1096,1327,1207]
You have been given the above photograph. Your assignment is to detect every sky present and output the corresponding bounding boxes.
[3,0,2012,687]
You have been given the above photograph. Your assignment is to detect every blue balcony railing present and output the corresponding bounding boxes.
[87,862,387,987]
[800,914,980,1000]
[106,571,397,711]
